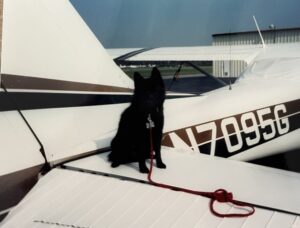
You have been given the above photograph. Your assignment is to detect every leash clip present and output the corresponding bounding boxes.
[146,114,155,129]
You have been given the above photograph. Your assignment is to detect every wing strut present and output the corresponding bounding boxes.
[185,61,227,86]
[0,81,51,173]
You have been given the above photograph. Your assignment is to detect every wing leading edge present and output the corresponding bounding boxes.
[107,45,262,64]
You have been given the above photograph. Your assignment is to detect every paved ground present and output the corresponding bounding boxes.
[164,75,236,94]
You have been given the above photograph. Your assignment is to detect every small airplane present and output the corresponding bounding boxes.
[107,44,300,162]
[0,0,299,226]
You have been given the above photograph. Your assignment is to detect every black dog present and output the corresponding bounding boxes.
[108,67,166,173]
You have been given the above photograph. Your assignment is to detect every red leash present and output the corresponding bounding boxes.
[146,115,255,218]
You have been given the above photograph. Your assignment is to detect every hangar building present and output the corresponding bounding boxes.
[212,27,300,77]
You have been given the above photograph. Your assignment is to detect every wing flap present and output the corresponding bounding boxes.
[64,149,300,215]
[1,169,298,228]
[2,148,300,227]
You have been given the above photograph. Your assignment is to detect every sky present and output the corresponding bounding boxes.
[70,0,300,48]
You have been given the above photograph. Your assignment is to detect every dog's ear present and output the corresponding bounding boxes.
[134,72,144,88]
[151,67,163,85]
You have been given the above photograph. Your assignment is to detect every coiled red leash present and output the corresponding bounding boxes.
[146,115,255,218]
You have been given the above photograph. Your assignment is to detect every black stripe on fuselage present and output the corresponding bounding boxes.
[199,112,300,158]
[0,92,191,111]
[161,99,300,157]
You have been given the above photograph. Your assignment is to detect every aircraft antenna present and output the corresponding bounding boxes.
[253,16,266,49]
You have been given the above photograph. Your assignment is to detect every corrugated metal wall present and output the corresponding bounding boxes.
[212,29,300,77]
[0,0,3,83]
[0,0,3,58]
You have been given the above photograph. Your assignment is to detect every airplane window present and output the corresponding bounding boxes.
[247,58,300,79]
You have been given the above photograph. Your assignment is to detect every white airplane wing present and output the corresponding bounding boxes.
[2,148,300,227]
[108,45,263,64]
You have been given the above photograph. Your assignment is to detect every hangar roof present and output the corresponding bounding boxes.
[212,27,300,37]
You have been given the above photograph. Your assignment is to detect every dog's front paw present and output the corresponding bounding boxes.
[111,162,120,168]
[139,165,149,173]
[156,161,166,169]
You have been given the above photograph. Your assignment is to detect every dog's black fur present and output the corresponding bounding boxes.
[108,67,166,173]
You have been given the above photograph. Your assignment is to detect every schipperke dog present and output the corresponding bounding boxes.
[108,67,166,173]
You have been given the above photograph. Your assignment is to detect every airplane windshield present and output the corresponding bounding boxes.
[248,58,300,79]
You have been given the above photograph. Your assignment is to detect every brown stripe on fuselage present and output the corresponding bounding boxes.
[162,99,300,148]
[161,134,174,147]
[285,99,300,115]
[0,0,3,60]
[1,74,133,93]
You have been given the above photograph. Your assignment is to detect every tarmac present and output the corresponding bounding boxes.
[164,74,236,94]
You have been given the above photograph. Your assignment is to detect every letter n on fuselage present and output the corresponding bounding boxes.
[162,128,199,153]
